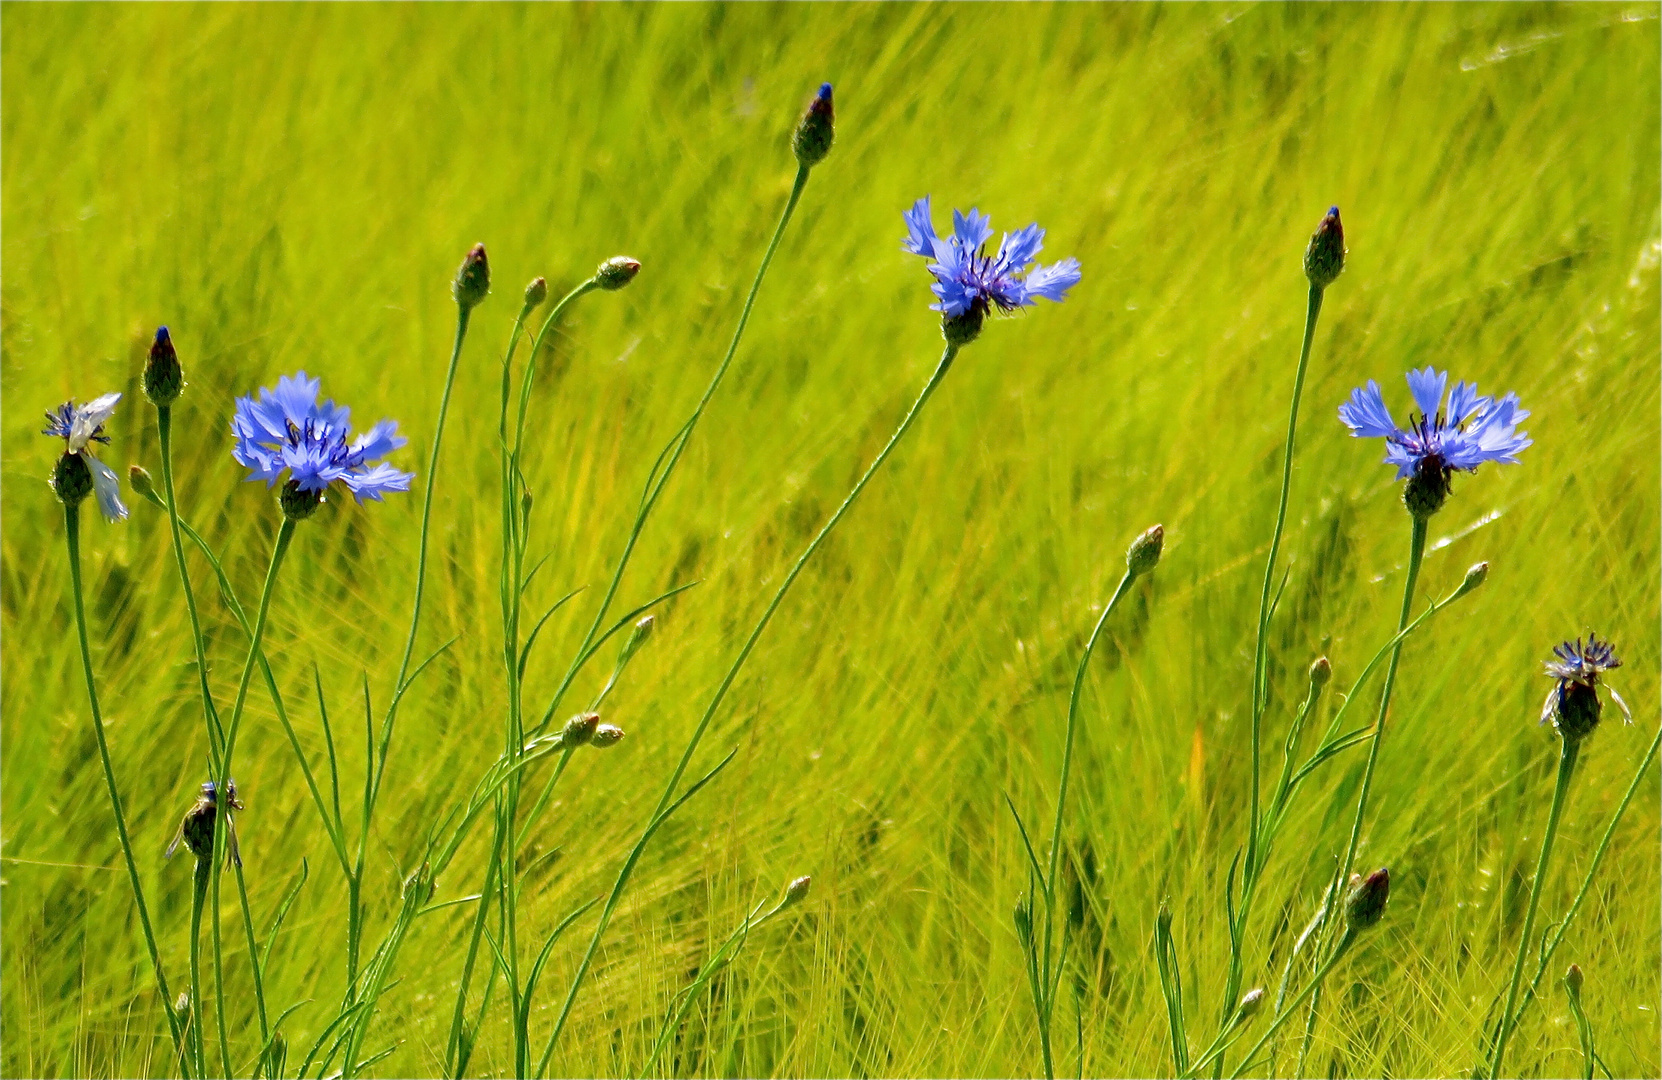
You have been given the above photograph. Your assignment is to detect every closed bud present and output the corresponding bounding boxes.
[1304,206,1346,290]
[453,243,491,310]
[633,613,656,643]
[524,276,548,309]
[1127,524,1165,576]
[792,83,835,169]
[1564,963,1584,1000]
[591,724,626,748]
[1309,656,1332,694]
[1453,561,1489,600]
[143,326,185,406]
[176,990,192,1018]
[51,451,93,507]
[560,711,600,747]
[128,464,161,505]
[596,256,641,290]
[1345,867,1390,931]
[1013,897,1033,943]
[783,874,812,908]
[1237,987,1265,1022]
[1156,900,1173,935]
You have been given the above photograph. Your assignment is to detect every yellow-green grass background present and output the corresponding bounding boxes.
[3,3,1657,1076]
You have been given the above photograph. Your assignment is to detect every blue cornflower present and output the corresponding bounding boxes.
[1338,366,1530,518]
[902,196,1081,338]
[43,392,128,522]
[232,372,412,518]
[1541,634,1629,740]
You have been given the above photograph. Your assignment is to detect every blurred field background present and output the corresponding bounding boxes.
[3,3,1658,1076]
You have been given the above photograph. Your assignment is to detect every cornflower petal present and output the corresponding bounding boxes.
[68,393,122,453]
[85,453,129,522]
[1405,367,1447,419]
[902,196,938,257]
[995,224,1045,276]
[952,207,994,251]
[1022,258,1082,304]
[232,372,412,508]
[902,198,1080,324]
[1337,380,1398,439]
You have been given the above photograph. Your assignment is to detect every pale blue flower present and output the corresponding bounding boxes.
[232,372,412,503]
[1339,366,1531,481]
[43,393,128,522]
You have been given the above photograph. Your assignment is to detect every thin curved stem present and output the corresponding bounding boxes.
[535,343,959,1078]
[158,406,224,769]
[63,503,187,1071]
[1488,738,1580,1079]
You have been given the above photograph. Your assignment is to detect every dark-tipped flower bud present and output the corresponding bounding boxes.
[52,451,93,507]
[143,326,185,407]
[596,256,641,291]
[279,479,323,522]
[591,723,626,748]
[792,83,835,169]
[1127,524,1165,577]
[1564,963,1584,1000]
[1309,656,1332,694]
[1237,987,1265,1023]
[453,243,491,310]
[560,711,600,747]
[941,306,985,348]
[1304,206,1346,290]
[783,874,812,908]
[1453,561,1489,600]
[524,276,548,309]
[1345,867,1390,931]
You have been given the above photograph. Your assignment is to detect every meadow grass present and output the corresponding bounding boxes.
[2,3,1658,1076]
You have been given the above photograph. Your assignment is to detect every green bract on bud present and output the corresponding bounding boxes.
[1013,897,1033,943]
[1237,987,1265,1023]
[524,276,548,309]
[783,874,812,908]
[143,326,185,407]
[279,479,323,522]
[1402,456,1451,520]
[1564,963,1584,1000]
[175,990,192,1018]
[128,464,161,506]
[453,243,490,310]
[1156,900,1173,935]
[1309,656,1332,694]
[1453,561,1489,600]
[560,711,601,747]
[596,256,641,291]
[52,451,93,507]
[941,306,985,348]
[1127,524,1165,576]
[1304,206,1346,290]
[1345,867,1390,931]
[792,83,835,169]
[591,723,626,748]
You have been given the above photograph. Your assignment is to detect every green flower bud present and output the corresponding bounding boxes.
[143,326,185,407]
[591,724,626,748]
[1309,656,1332,694]
[279,480,322,522]
[596,256,641,291]
[1156,900,1173,935]
[453,243,491,310]
[1564,963,1584,1000]
[792,83,835,169]
[524,276,548,309]
[128,464,157,502]
[1237,987,1265,1022]
[1345,867,1390,932]
[1304,206,1346,290]
[1013,897,1033,944]
[1127,524,1165,576]
[1452,561,1489,600]
[560,711,600,747]
[783,875,812,908]
[51,451,93,507]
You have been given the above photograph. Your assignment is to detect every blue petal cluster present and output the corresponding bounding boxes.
[232,372,413,503]
[902,196,1081,317]
[1338,367,1531,479]
[43,392,128,522]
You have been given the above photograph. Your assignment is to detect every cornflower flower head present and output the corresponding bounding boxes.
[231,372,413,521]
[1337,366,1530,519]
[902,196,1081,346]
[43,393,128,522]
[1541,634,1629,741]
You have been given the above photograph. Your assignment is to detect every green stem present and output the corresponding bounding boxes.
[1488,737,1580,1079]
[190,859,210,1080]
[63,503,187,1070]
[158,406,224,769]
[209,516,295,1077]
[535,343,959,1078]
[1299,514,1426,1067]
[1214,929,1354,1080]
[1230,284,1324,1031]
